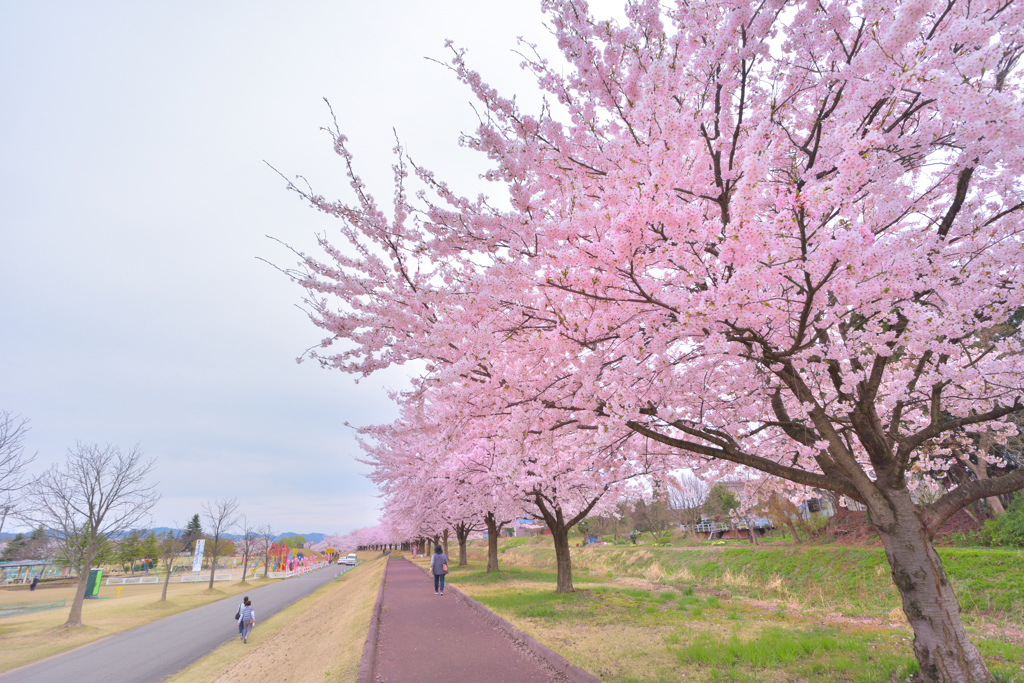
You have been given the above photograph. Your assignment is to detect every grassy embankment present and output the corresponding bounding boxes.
[0,574,275,673]
[432,538,1024,683]
[165,551,386,683]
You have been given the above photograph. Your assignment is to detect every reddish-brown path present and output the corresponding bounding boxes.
[372,558,562,683]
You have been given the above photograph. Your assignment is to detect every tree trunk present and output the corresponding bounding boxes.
[784,515,801,543]
[455,523,470,566]
[207,541,218,590]
[873,489,992,682]
[442,528,450,559]
[551,521,574,593]
[65,544,96,627]
[241,556,249,583]
[484,512,501,573]
[161,558,173,601]
[263,552,269,578]
[965,439,1005,516]
[532,489,606,594]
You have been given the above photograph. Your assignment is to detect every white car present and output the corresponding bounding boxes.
[344,553,357,566]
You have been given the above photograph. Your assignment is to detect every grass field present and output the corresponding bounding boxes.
[0,574,275,673]
[434,540,1024,683]
[165,551,386,683]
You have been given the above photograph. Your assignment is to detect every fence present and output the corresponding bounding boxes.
[179,573,234,583]
[690,522,730,534]
[0,600,66,618]
[106,576,160,586]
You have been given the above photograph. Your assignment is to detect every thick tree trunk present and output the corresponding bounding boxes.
[65,545,96,627]
[455,523,470,566]
[873,489,992,682]
[442,528,450,559]
[484,512,501,573]
[532,489,607,593]
[551,522,574,593]
[241,556,249,583]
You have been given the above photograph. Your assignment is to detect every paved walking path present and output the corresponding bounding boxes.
[0,566,348,683]
[371,558,558,682]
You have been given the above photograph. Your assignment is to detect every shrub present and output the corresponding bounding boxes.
[982,495,1024,548]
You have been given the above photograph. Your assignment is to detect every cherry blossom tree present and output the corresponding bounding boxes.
[437,1,1024,678]
[360,357,664,590]
[281,0,1024,678]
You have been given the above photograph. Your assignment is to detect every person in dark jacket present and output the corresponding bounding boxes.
[236,597,246,635]
[429,545,449,595]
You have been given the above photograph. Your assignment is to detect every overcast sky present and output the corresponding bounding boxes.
[1,1,624,535]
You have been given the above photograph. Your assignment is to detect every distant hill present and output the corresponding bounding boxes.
[134,528,327,544]
[2,528,328,544]
[275,532,326,543]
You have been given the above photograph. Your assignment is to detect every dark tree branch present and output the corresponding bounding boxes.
[923,468,1024,535]
[625,420,858,499]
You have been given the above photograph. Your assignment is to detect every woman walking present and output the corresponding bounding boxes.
[235,597,246,636]
[238,596,256,643]
[430,544,448,595]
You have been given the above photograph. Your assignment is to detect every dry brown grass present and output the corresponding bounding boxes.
[166,551,386,683]
[0,576,274,672]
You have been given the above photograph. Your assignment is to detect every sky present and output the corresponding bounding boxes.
[0,1,626,535]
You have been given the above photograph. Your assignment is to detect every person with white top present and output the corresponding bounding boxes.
[238,596,256,643]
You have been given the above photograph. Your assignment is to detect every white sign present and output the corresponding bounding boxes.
[192,539,205,573]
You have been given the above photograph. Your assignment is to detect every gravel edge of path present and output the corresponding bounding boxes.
[355,557,390,683]
[408,560,603,683]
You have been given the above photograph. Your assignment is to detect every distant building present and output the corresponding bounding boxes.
[800,490,837,519]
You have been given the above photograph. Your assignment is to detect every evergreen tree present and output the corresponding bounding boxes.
[183,514,203,552]
[703,484,741,519]
[118,530,142,573]
[0,527,46,562]
[140,531,160,568]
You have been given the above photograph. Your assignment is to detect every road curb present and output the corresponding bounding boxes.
[410,559,602,683]
[355,556,389,683]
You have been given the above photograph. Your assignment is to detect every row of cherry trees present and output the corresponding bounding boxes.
[282,1,1024,680]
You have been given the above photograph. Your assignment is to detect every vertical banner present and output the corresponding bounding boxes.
[192,539,205,573]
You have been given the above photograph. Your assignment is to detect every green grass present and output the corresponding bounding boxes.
[441,560,602,588]
[486,541,1024,623]
[444,542,1024,683]
[676,626,918,680]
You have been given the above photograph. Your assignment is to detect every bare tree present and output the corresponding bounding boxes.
[759,492,804,543]
[257,523,276,578]
[666,470,708,531]
[202,497,239,589]
[158,527,188,601]
[29,442,158,627]
[0,411,37,535]
[237,514,257,583]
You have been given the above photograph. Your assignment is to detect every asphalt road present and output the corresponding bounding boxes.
[0,565,349,683]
